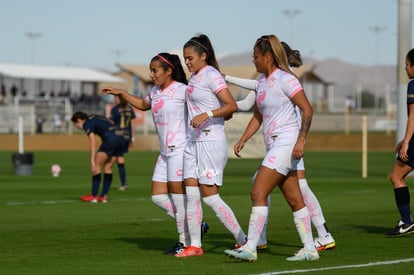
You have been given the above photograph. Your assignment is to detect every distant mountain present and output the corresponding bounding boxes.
[309,58,396,91]
[219,52,253,66]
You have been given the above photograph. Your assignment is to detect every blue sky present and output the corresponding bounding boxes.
[0,0,410,70]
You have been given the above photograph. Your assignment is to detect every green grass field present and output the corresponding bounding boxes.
[1,150,414,274]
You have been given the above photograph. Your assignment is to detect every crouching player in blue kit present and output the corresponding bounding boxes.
[71,111,126,203]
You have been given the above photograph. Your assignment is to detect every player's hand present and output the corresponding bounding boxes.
[90,160,97,173]
[234,140,245,158]
[190,113,209,128]
[101,87,120,96]
[395,141,402,153]
[292,137,305,160]
[224,114,233,121]
[398,140,409,162]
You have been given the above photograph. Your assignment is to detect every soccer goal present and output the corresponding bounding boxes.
[5,96,73,134]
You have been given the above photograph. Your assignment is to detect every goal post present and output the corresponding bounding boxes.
[11,96,72,134]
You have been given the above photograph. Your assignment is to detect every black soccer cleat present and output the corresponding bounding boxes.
[201,221,209,241]
[387,220,414,236]
[163,242,185,255]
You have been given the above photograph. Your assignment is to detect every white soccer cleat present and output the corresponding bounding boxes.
[286,247,320,261]
[314,233,336,251]
[225,244,257,262]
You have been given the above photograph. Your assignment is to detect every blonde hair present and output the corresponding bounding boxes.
[254,34,296,77]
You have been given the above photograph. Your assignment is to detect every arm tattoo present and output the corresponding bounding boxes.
[299,115,312,139]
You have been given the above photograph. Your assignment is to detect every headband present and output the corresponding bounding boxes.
[190,39,208,52]
[157,54,174,69]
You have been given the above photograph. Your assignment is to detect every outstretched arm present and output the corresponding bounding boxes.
[236,90,256,111]
[102,87,150,111]
[225,75,257,90]
[224,75,257,111]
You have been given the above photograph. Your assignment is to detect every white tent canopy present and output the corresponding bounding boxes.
[0,63,122,83]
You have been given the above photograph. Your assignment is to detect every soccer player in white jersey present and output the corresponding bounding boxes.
[175,34,247,258]
[224,35,319,262]
[225,41,335,252]
[102,53,197,255]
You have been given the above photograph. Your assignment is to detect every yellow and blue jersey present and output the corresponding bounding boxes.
[110,105,136,142]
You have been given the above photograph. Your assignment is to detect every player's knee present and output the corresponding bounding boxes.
[287,199,305,211]
[91,167,101,175]
[250,189,268,205]
[388,172,400,185]
[152,194,168,206]
[202,194,220,207]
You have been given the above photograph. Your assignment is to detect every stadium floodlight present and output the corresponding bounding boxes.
[368,25,387,65]
[25,32,42,64]
[281,9,302,46]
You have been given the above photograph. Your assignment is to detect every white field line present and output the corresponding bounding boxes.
[252,258,414,275]
[2,198,147,206]
[1,191,382,206]
[4,200,77,206]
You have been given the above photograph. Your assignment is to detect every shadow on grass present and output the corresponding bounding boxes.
[117,233,301,257]
[117,237,177,252]
[350,224,390,235]
[204,233,301,257]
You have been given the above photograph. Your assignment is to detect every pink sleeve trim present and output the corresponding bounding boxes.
[289,88,303,99]
[215,84,228,95]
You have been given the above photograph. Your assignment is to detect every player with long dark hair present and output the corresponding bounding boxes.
[175,34,247,258]
[102,53,208,255]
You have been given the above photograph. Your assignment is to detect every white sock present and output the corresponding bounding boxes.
[246,206,268,251]
[299,178,329,238]
[251,171,269,246]
[185,186,202,248]
[203,194,246,245]
[292,206,315,251]
[171,193,189,246]
[152,194,175,219]
[259,194,270,246]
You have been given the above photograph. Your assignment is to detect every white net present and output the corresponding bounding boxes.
[0,97,72,134]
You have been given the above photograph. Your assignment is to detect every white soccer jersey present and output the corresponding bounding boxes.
[145,81,187,156]
[256,68,303,150]
[186,65,227,142]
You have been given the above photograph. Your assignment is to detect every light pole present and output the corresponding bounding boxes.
[368,26,387,64]
[281,9,302,45]
[25,32,42,64]
[396,0,412,143]
[111,49,126,64]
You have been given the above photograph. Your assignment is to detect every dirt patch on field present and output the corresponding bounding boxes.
[0,134,159,152]
[305,132,395,151]
[0,132,395,152]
